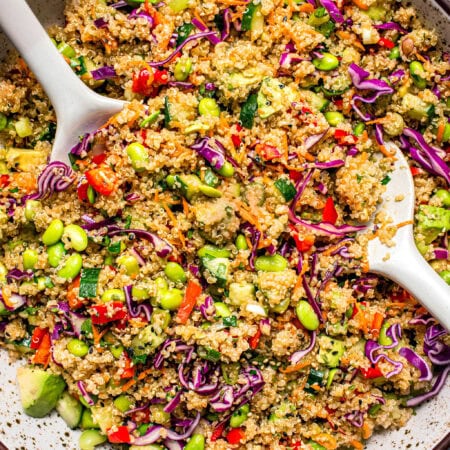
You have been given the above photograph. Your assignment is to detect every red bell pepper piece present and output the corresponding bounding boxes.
[107,426,131,444]
[30,327,49,350]
[334,129,358,145]
[248,328,262,350]
[176,280,202,324]
[211,422,225,442]
[255,143,282,161]
[289,170,302,182]
[0,174,10,188]
[360,364,383,379]
[120,353,135,379]
[378,37,395,49]
[85,166,118,196]
[90,302,127,325]
[67,276,84,310]
[290,225,315,252]
[226,427,246,445]
[92,153,107,165]
[410,166,422,176]
[132,67,155,96]
[153,69,169,85]
[32,331,51,366]
[322,197,338,225]
[77,178,89,202]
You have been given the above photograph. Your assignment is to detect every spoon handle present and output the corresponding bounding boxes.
[372,236,450,332]
[0,0,100,118]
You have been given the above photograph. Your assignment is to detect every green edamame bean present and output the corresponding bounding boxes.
[308,440,326,450]
[101,289,126,302]
[164,262,187,283]
[353,122,365,136]
[0,262,7,282]
[110,343,124,359]
[185,434,205,450]
[435,189,450,207]
[236,234,248,250]
[198,98,220,117]
[312,52,339,71]
[295,300,319,331]
[151,308,171,332]
[199,184,222,198]
[63,224,88,252]
[42,219,64,246]
[378,321,393,346]
[214,302,231,318]
[389,46,400,60]
[126,142,149,172]
[150,404,171,424]
[174,57,192,81]
[81,409,99,430]
[217,161,235,177]
[23,249,38,270]
[47,242,66,268]
[442,123,450,143]
[113,395,133,413]
[0,113,7,131]
[79,430,107,450]
[230,404,250,428]
[24,200,41,221]
[36,276,53,291]
[67,338,89,357]
[132,286,150,300]
[324,111,344,126]
[117,254,140,275]
[160,288,183,310]
[254,254,288,272]
[155,276,169,293]
[410,61,427,89]
[439,270,450,285]
[58,253,83,279]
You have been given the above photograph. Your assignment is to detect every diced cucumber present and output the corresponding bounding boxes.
[317,335,345,368]
[56,391,83,429]
[242,3,264,37]
[304,90,330,112]
[201,256,230,287]
[304,368,325,394]
[229,282,256,305]
[168,0,189,12]
[131,325,166,356]
[402,93,434,121]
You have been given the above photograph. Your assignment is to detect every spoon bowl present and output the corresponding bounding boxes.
[366,142,450,331]
[0,0,126,164]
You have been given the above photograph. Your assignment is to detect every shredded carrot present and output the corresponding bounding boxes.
[436,121,446,144]
[350,440,365,450]
[314,433,338,450]
[386,302,413,308]
[162,202,177,225]
[362,421,372,440]
[182,198,190,216]
[298,2,315,13]
[416,53,427,63]
[378,144,396,158]
[11,172,37,194]
[138,368,153,381]
[217,0,249,5]
[280,359,311,374]
[366,117,388,125]
[154,190,159,203]
[396,220,413,229]
[121,378,137,392]
[92,323,109,347]
[371,312,384,338]
[236,201,262,231]
[351,0,368,10]
[303,151,316,162]
[245,235,253,250]
[193,10,207,28]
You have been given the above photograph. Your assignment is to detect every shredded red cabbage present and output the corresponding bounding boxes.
[374,22,407,34]
[149,31,216,67]
[91,66,117,80]
[191,137,226,170]
[319,0,344,23]
[93,17,108,29]
[290,331,316,364]
[6,268,33,282]
[345,410,364,428]
[0,290,26,312]
[399,347,433,381]
[124,285,153,321]
[129,8,154,26]
[77,380,95,406]
[304,159,345,170]
[406,365,450,406]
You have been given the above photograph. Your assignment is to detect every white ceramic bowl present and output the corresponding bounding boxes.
[0,1,449,449]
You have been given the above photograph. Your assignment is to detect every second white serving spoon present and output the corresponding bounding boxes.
[366,142,450,331]
[0,0,126,164]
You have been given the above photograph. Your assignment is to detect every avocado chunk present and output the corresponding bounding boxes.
[317,335,345,368]
[17,366,66,418]
[257,77,298,119]
[56,391,83,429]
[6,148,47,171]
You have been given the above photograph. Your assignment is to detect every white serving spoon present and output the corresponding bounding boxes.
[0,0,126,165]
[1,1,449,330]
[366,142,450,331]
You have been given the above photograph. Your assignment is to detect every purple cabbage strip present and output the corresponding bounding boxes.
[289,331,317,364]
[290,169,313,213]
[149,31,216,67]
[345,410,364,428]
[406,365,450,407]
[399,347,433,381]
[70,131,94,156]
[191,137,226,170]
[374,22,407,34]
[319,0,344,23]
[303,159,345,170]
[91,66,117,80]
[124,285,153,321]
[302,276,323,322]
[199,296,216,320]
[6,268,33,282]
[129,8,154,26]
[93,17,108,29]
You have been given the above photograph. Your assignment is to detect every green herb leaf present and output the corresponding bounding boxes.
[81,318,93,336]
[79,268,101,298]
[275,178,297,201]
[381,175,391,185]
[108,242,122,255]
[223,315,238,327]
[176,23,195,47]
[164,96,172,128]
[198,346,221,362]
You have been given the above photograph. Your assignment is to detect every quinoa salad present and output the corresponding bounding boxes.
[1,0,450,449]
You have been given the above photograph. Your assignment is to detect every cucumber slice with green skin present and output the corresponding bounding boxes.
[240,93,258,129]
[201,256,230,287]
[56,391,83,429]
[242,3,262,32]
